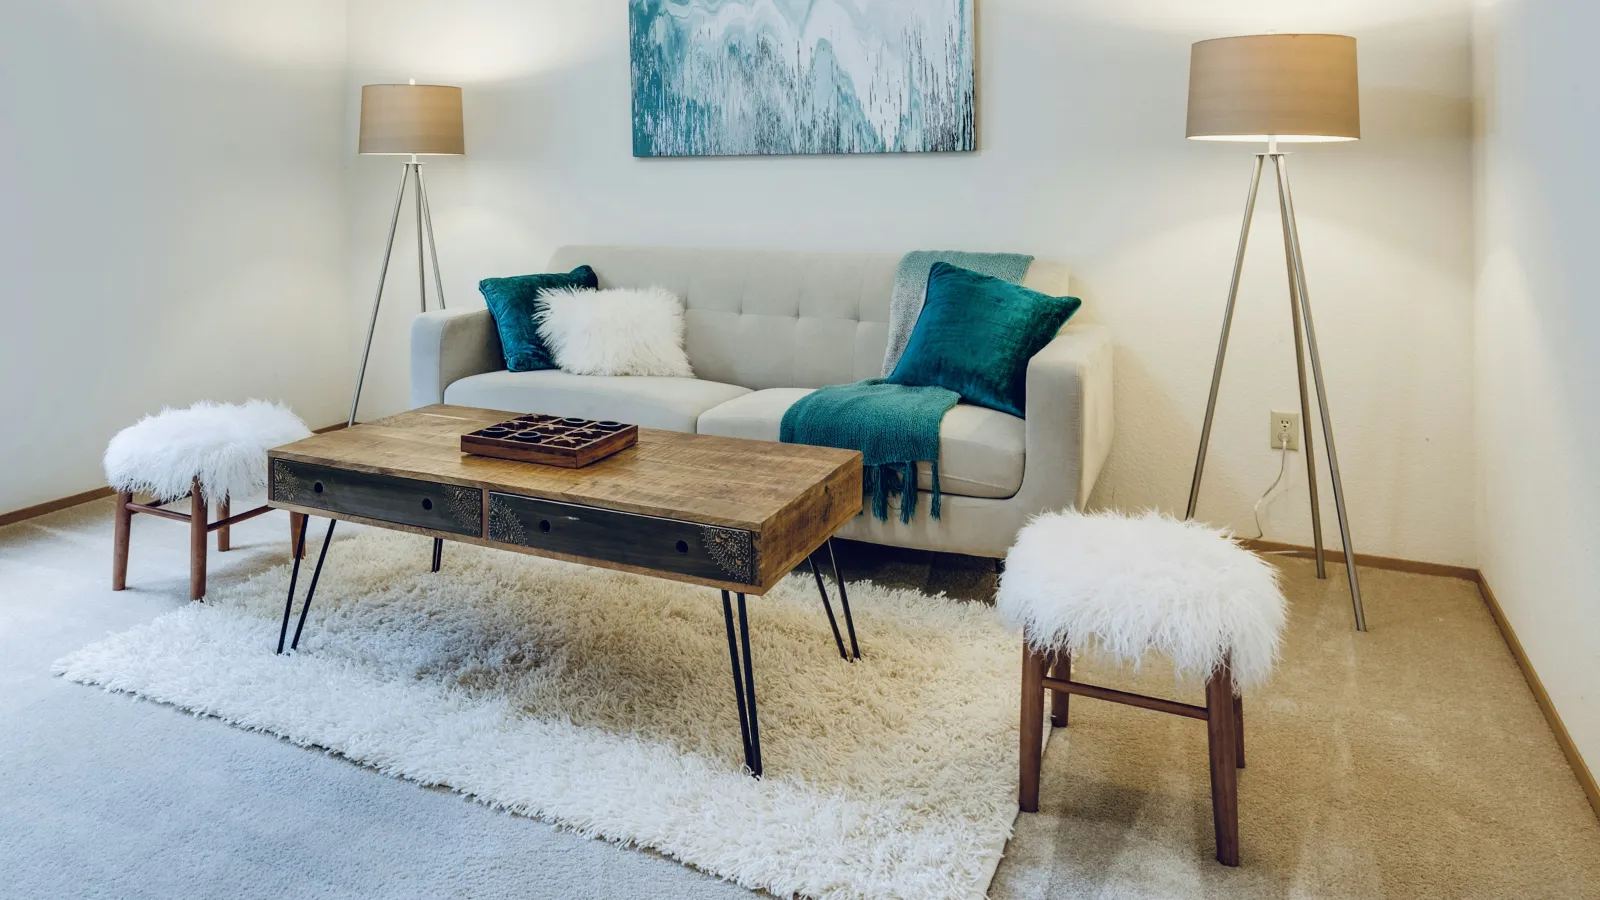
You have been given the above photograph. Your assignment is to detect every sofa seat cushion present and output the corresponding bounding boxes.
[697,389,1025,499]
[443,370,750,433]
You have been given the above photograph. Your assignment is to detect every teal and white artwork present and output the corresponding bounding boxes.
[629,0,976,157]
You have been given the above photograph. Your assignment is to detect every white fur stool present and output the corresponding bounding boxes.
[104,400,312,600]
[997,509,1287,866]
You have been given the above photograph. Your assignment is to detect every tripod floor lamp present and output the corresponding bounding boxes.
[1185,34,1368,631]
[350,82,465,427]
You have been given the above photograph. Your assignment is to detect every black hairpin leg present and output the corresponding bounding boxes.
[825,539,860,659]
[290,520,337,651]
[805,555,849,660]
[430,538,443,573]
[720,590,762,777]
[276,517,310,654]
[276,519,336,654]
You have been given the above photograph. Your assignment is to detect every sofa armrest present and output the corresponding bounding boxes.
[410,309,504,407]
[1018,323,1114,511]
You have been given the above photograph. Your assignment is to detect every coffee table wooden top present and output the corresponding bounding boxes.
[268,405,863,593]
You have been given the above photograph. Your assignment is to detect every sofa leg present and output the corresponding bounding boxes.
[112,491,133,591]
[189,478,207,601]
[1019,643,1047,812]
[1206,665,1241,867]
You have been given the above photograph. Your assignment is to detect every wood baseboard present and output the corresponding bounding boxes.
[1239,538,1478,582]
[1,422,348,527]
[1475,574,1600,821]
[0,486,117,529]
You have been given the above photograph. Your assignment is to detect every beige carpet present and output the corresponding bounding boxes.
[975,555,1600,899]
[4,497,1599,899]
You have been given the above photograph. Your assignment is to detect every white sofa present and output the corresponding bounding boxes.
[411,246,1114,560]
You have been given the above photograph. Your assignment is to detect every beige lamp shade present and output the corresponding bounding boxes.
[1187,34,1359,142]
[358,84,465,155]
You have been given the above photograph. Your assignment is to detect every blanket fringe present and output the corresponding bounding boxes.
[863,462,943,523]
[868,466,890,521]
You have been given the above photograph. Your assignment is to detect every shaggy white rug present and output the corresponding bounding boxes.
[55,529,1024,900]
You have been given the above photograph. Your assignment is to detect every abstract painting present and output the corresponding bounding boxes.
[629,0,976,157]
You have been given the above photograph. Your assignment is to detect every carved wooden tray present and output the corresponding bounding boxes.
[460,414,638,468]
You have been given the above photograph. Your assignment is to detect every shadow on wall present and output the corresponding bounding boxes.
[0,0,348,516]
[43,0,346,68]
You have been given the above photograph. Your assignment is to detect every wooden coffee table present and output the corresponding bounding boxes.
[266,405,863,776]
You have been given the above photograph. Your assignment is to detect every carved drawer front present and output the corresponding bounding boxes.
[271,459,482,537]
[487,492,758,586]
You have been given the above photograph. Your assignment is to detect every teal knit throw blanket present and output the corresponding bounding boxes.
[780,379,959,523]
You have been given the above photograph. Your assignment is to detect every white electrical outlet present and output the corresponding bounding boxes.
[1270,411,1300,450]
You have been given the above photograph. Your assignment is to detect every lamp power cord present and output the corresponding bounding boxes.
[1245,420,1296,542]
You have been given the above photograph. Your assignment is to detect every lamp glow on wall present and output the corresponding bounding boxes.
[1182,34,1370,631]
[349,81,465,427]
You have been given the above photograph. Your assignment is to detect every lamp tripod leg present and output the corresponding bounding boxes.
[1188,154,1266,520]
[417,164,446,310]
[1272,154,1368,632]
[414,162,426,313]
[1275,159,1327,579]
[348,163,412,428]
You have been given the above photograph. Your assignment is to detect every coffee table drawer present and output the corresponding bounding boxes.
[486,492,758,586]
[271,459,482,537]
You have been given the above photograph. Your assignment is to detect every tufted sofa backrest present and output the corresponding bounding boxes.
[546,246,1070,391]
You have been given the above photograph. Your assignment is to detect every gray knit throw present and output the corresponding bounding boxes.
[880,250,1035,376]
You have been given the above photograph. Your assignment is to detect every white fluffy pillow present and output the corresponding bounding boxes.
[534,286,693,377]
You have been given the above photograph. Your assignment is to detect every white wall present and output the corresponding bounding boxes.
[0,0,350,515]
[1473,0,1600,782]
[344,0,1477,567]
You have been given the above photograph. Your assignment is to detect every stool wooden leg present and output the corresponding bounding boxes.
[112,491,133,591]
[289,512,307,559]
[1019,643,1048,812]
[1206,665,1241,867]
[1234,695,1245,769]
[217,496,231,552]
[1049,649,1071,728]
[189,478,207,601]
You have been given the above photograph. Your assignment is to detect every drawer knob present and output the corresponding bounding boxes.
[313,482,324,494]
[422,498,433,510]
[539,520,552,533]
[676,540,689,554]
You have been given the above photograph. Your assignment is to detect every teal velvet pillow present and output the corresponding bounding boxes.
[479,265,599,371]
[888,262,1082,417]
